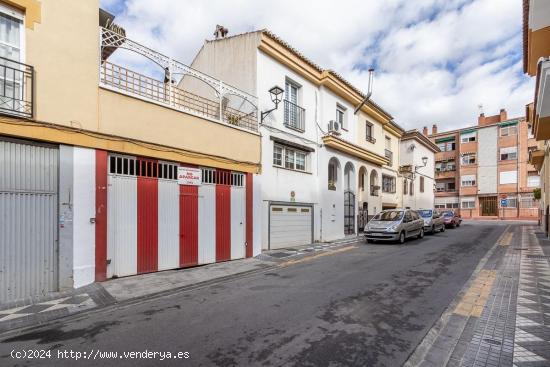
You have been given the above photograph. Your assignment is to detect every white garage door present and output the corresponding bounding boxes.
[270,205,312,249]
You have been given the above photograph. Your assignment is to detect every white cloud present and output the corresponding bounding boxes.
[101,0,533,132]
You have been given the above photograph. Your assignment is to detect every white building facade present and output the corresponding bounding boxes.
[399,130,439,210]
[189,30,404,249]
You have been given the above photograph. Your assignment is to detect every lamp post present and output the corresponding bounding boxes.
[260,85,284,123]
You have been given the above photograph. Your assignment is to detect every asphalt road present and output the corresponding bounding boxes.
[0,221,512,367]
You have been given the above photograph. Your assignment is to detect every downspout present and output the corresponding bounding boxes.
[354,69,374,115]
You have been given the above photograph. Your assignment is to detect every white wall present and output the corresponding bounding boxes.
[478,126,498,194]
[400,138,436,209]
[72,147,96,288]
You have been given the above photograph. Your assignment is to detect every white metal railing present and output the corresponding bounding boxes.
[99,27,259,133]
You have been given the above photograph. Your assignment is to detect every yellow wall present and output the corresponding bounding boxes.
[2,0,261,172]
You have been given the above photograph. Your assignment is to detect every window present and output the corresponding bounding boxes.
[436,160,456,172]
[273,144,308,172]
[499,170,517,184]
[500,125,517,136]
[528,124,534,139]
[461,198,476,209]
[520,193,537,208]
[436,181,455,192]
[382,175,396,193]
[436,139,456,152]
[500,146,517,161]
[501,196,517,208]
[410,180,414,195]
[446,203,459,209]
[461,175,476,187]
[284,80,303,130]
[285,80,298,104]
[336,104,346,129]
[461,153,476,165]
[461,131,476,143]
[385,136,391,150]
[528,172,540,187]
[403,179,408,195]
[365,121,375,143]
[273,145,283,166]
[0,4,23,62]
[328,160,338,190]
[420,176,425,192]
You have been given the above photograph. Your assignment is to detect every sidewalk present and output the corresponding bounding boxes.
[406,224,550,367]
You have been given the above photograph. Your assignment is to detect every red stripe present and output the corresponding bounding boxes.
[216,177,231,262]
[246,173,253,258]
[95,150,108,281]
[180,184,198,267]
[137,159,158,274]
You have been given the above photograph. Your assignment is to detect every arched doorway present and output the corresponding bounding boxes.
[344,162,356,235]
[358,166,368,232]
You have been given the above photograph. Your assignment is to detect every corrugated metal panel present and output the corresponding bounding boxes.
[245,173,253,258]
[216,184,231,262]
[137,175,158,274]
[0,139,58,302]
[158,179,179,270]
[180,185,198,267]
[198,184,216,264]
[107,175,137,277]
[230,186,245,260]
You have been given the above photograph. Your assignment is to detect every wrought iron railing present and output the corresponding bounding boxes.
[99,27,258,133]
[283,99,305,132]
[385,149,393,167]
[366,135,376,144]
[0,57,33,118]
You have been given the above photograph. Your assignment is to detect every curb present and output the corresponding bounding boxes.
[403,225,511,367]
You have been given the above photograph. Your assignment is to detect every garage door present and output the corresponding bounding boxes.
[270,204,312,249]
[0,138,58,303]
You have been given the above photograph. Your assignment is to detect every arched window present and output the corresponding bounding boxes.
[328,157,340,191]
[344,162,355,192]
[359,166,367,192]
[410,180,414,195]
[370,170,379,196]
[403,179,408,195]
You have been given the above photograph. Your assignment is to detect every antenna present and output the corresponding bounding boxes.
[367,68,374,95]
[477,104,484,115]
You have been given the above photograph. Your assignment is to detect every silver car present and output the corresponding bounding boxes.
[364,209,425,244]
[418,209,445,234]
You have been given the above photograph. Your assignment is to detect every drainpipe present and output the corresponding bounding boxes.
[354,69,374,115]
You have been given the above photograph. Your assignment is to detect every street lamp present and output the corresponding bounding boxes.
[261,85,284,122]
[421,156,428,167]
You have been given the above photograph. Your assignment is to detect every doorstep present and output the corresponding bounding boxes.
[0,257,274,335]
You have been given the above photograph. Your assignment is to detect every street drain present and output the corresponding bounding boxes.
[483,338,502,346]
[527,255,550,259]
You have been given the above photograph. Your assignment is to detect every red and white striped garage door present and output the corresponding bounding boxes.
[106,154,246,278]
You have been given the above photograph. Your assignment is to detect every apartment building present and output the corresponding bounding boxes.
[428,110,539,219]
[0,2,263,303]
[524,0,550,235]
[185,29,404,249]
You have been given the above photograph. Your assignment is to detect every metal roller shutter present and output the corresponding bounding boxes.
[269,204,312,249]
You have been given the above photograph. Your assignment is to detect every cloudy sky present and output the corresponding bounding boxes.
[100,0,532,132]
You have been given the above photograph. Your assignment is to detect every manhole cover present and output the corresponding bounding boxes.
[483,338,502,346]
[527,255,550,259]
[269,252,293,259]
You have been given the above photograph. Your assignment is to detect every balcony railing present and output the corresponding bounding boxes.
[0,57,33,119]
[366,135,376,144]
[385,149,393,167]
[100,27,258,133]
[283,99,305,132]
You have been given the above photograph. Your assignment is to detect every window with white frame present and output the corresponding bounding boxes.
[382,175,396,193]
[461,197,476,209]
[273,144,308,172]
[528,172,540,187]
[436,160,456,172]
[500,125,517,136]
[461,175,476,187]
[499,170,517,184]
[436,140,456,152]
[500,146,517,161]
[501,196,517,208]
[336,104,347,129]
[461,153,476,165]
[520,193,537,208]
[0,4,23,62]
[460,131,476,143]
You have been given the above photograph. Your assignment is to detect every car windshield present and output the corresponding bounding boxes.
[373,211,403,221]
[441,211,454,217]
[418,210,433,218]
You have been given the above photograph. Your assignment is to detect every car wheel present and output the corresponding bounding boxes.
[441,225,446,232]
[418,228,424,239]
[366,239,372,243]
[431,225,435,234]
[452,222,456,228]
[398,231,406,244]
[457,221,461,227]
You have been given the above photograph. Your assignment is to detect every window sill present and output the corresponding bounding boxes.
[283,123,305,133]
[273,165,311,174]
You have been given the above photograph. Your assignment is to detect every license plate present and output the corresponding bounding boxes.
[370,233,383,237]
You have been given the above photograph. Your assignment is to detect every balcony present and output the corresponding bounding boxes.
[366,136,376,144]
[283,99,305,132]
[0,57,33,119]
[384,149,393,167]
[99,27,258,133]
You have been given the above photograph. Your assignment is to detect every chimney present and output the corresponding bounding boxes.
[432,124,438,135]
[423,126,428,136]
[213,25,228,39]
[499,108,507,122]
[478,113,485,126]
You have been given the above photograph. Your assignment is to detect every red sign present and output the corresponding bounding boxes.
[177,167,202,186]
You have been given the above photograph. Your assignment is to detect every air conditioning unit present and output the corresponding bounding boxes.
[328,120,341,134]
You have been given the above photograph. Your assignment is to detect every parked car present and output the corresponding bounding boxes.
[364,209,425,244]
[439,210,462,228]
[418,209,445,234]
